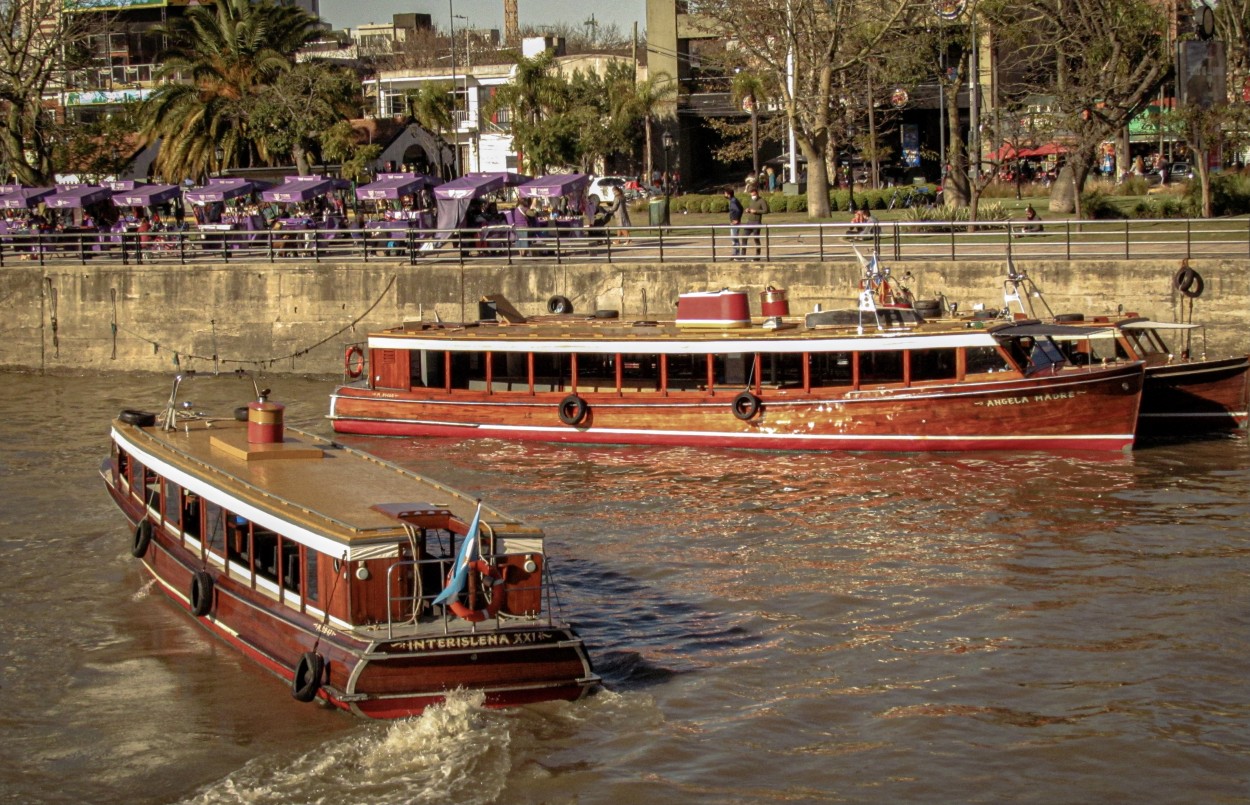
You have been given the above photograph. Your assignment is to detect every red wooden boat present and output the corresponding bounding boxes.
[1003,269,1250,436]
[329,290,1145,453]
[102,374,598,719]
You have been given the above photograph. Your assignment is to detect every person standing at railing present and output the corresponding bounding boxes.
[724,187,744,258]
[743,187,769,260]
[607,194,632,245]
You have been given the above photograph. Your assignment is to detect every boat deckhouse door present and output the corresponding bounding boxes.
[371,348,410,390]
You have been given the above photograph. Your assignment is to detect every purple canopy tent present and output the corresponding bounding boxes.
[44,184,114,209]
[463,171,530,187]
[0,187,55,210]
[433,174,506,236]
[184,178,269,204]
[261,175,350,204]
[105,180,138,192]
[113,184,183,207]
[516,173,590,199]
[356,172,442,201]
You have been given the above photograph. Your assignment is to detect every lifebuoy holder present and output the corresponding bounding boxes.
[446,559,507,622]
[732,390,762,421]
[558,393,590,426]
[344,345,366,379]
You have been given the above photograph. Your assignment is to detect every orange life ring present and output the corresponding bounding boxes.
[344,345,365,379]
[446,559,507,622]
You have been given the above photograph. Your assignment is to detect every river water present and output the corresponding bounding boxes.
[2,371,1248,804]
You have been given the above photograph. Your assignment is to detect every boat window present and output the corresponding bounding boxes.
[760,352,804,388]
[253,528,280,584]
[620,353,660,391]
[576,353,616,389]
[489,351,528,392]
[860,350,904,384]
[226,515,250,567]
[164,480,182,531]
[1024,338,1067,376]
[965,346,1011,374]
[533,352,572,393]
[910,348,957,382]
[666,354,706,391]
[116,448,129,483]
[280,539,301,598]
[201,501,228,563]
[417,350,442,388]
[808,351,855,387]
[1125,330,1165,358]
[712,353,752,388]
[304,549,319,604]
[182,492,201,541]
[448,351,479,390]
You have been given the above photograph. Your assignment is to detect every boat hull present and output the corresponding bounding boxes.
[1137,356,1250,436]
[331,363,1145,453]
[103,463,595,719]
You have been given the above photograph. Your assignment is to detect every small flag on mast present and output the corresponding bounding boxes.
[433,502,482,606]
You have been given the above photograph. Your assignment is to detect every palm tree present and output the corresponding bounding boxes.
[138,0,322,181]
[625,74,677,184]
[731,71,767,178]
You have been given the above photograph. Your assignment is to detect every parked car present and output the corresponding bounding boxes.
[1146,162,1195,185]
[588,176,654,207]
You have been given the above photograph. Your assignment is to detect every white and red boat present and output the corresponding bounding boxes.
[103,374,598,718]
[1003,269,1250,436]
[329,288,1145,452]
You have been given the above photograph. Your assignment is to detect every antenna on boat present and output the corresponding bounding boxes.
[162,371,196,431]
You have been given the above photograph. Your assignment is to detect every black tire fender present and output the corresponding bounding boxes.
[558,394,589,426]
[131,519,152,559]
[547,295,574,315]
[732,391,762,421]
[291,651,324,702]
[1054,313,1085,322]
[119,409,157,427]
[189,570,214,617]
[1174,266,1204,299]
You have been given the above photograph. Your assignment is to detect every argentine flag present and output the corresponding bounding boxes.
[433,502,483,606]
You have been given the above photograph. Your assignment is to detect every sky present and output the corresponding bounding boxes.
[317,0,648,37]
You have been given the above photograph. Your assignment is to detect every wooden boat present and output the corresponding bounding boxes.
[102,374,598,719]
[1003,269,1250,436]
[329,289,1146,453]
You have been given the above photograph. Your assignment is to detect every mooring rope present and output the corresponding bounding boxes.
[114,274,396,369]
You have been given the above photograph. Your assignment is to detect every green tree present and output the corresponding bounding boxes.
[250,61,360,175]
[0,0,101,184]
[138,0,322,182]
[622,74,678,184]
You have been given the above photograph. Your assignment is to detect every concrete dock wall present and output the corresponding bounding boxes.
[3,257,1247,376]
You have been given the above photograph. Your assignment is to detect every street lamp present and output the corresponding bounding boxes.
[661,129,674,226]
[214,146,225,178]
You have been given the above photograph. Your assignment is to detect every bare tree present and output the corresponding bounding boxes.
[693,0,914,218]
[985,0,1171,215]
[0,1,101,184]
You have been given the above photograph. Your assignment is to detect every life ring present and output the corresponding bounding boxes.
[119,409,157,427]
[558,393,589,426]
[291,651,324,702]
[732,390,762,421]
[446,560,506,623]
[1173,266,1204,299]
[344,345,366,379]
[131,519,152,558]
[189,570,213,617]
[547,295,574,315]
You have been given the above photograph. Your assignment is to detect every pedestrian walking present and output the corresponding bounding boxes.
[724,187,744,257]
[743,187,769,260]
[608,194,632,245]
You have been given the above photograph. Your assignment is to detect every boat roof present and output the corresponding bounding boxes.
[367,314,1025,355]
[112,417,538,560]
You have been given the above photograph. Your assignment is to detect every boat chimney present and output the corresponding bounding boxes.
[761,286,790,317]
[247,389,285,444]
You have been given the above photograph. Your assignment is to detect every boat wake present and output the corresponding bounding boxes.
[180,690,516,805]
[129,578,156,602]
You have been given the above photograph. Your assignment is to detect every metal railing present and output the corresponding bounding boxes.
[2,217,1248,267]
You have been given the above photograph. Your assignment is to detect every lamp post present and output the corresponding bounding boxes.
[214,146,225,178]
[448,1,460,176]
[661,129,673,226]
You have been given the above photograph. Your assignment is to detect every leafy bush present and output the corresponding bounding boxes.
[1131,196,1185,219]
[1187,172,1250,217]
[1079,190,1126,219]
[1113,175,1152,196]
[785,194,807,213]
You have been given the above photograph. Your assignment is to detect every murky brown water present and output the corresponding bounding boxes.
[2,371,1248,804]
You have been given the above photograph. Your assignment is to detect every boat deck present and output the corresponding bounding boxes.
[114,417,528,544]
